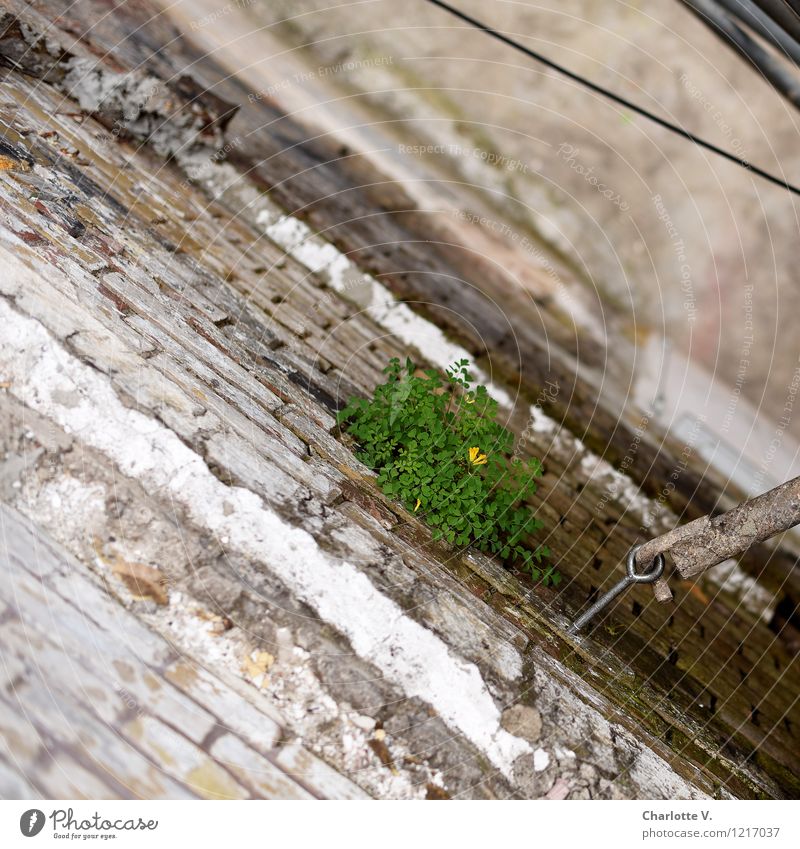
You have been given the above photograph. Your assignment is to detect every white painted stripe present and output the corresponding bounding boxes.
[255,211,673,526]
[257,211,514,409]
[191,153,672,533]
[0,295,530,776]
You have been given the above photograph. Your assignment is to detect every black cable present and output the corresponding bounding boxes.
[682,0,800,108]
[424,0,800,197]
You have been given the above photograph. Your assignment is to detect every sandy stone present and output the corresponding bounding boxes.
[500,705,543,743]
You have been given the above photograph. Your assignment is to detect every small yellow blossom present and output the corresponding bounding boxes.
[414,498,421,512]
[468,446,488,466]
[464,394,476,404]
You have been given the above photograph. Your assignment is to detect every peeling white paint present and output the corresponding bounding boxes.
[156,596,428,798]
[183,148,677,540]
[253,209,683,533]
[554,745,576,761]
[579,452,658,527]
[528,404,559,435]
[0,298,529,776]
[704,558,776,622]
[257,211,514,409]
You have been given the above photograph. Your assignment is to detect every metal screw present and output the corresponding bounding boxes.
[569,544,665,634]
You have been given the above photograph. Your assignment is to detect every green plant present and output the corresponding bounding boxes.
[337,358,559,586]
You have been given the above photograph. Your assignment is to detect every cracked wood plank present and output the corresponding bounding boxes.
[638,476,800,600]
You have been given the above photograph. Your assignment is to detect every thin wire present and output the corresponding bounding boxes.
[424,0,800,197]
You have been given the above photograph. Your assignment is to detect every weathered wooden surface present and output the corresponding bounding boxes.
[672,476,800,579]
[0,0,797,799]
[146,0,800,606]
[637,475,800,605]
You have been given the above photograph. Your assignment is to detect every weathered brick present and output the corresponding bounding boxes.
[209,734,312,800]
[0,757,39,798]
[122,715,248,800]
[274,743,370,800]
[164,661,282,753]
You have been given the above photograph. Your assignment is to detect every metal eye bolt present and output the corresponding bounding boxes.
[569,543,665,634]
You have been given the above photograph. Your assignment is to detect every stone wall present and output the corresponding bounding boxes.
[250,0,800,437]
[0,0,797,799]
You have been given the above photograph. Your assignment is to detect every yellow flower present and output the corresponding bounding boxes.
[468,446,488,466]
[414,498,421,512]
[464,394,476,404]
